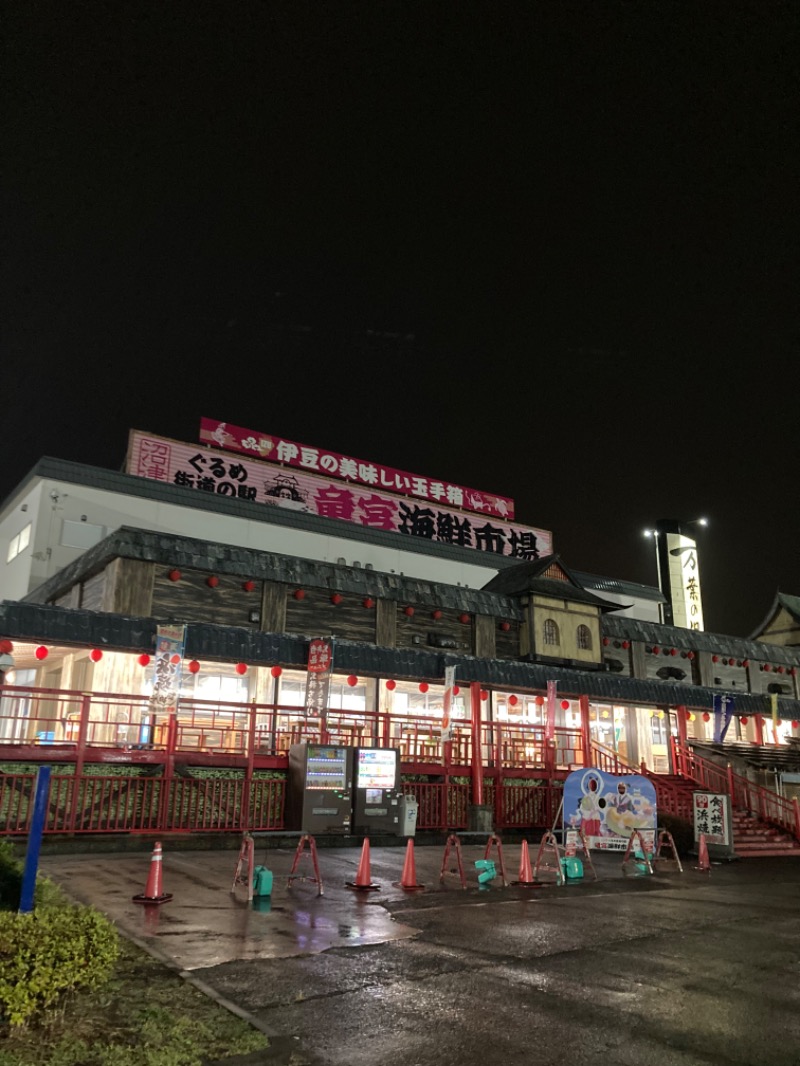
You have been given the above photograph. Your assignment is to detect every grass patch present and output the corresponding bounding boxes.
[0,933,268,1065]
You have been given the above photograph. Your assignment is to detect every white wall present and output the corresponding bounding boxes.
[0,473,505,602]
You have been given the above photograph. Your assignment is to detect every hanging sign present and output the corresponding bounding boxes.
[149,624,186,714]
[545,680,557,744]
[441,666,456,741]
[304,638,334,724]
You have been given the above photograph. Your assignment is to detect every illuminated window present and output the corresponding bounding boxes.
[6,523,31,562]
[543,619,559,645]
[577,624,592,650]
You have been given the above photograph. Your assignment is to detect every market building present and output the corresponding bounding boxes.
[2,420,800,852]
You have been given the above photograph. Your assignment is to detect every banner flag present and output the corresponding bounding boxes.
[546,680,557,744]
[713,693,735,743]
[304,638,334,726]
[442,666,456,741]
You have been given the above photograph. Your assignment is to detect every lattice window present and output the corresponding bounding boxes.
[577,624,592,650]
[543,618,559,645]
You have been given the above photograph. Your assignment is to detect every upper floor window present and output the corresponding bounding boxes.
[543,618,559,645]
[577,624,592,650]
[6,523,31,562]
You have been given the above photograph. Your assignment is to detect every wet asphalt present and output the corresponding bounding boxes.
[39,838,800,1066]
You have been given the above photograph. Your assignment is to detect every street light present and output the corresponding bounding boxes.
[643,518,709,628]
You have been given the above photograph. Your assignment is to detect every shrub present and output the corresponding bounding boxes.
[0,906,119,1028]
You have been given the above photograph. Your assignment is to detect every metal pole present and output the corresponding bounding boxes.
[19,765,51,913]
[469,681,484,806]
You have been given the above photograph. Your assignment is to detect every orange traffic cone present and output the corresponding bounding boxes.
[133,841,173,905]
[394,839,424,891]
[696,833,711,873]
[346,838,380,891]
[511,839,538,886]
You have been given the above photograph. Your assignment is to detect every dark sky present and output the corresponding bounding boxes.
[4,3,799,638]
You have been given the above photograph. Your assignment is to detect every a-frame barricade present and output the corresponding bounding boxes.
[653,828,684,873]
[439,833,467,889]
[483,833,508,887]
[231,831,255,901]
[564,826,598,881]
[287,833,324,896]
[621,829,654,875]
[532,831,565,885]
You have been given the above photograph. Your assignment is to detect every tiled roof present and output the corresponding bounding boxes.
[2,600,800,719]
[482,555,625,611]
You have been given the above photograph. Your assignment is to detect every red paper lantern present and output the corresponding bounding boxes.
[459,613,470,625]
[170,654,181,665]
[684,709,692,720]
[687,651,695,660]
[560,699,570,710]
[500,621,510,632]
[168,569,181,582]
[432,609,443,620]
[294,589,306,600]
[404,606,415,616]
[453,685,460,695]
[791,668,797,677]
[480,690,488,701]
[137,653,150,667]
[651,646,659,655]
[702,712,710,722]
[331,593,343,605]
[188,660,200,674]
[207,575,219,588]
[712,655,719,663]
[764,664,771,672]
[347,675,358,687]
[622,640,630,649]
[235,662,247,675]
[670,648,677,656]
[363,598,375,609]
[242,580,255,592]
[35,646,48,661]
[386,679,396,691]
[419,682,429,693]
[270,665,282,678]
[777,666,784,674]
[89,649,103,662]
[535,695,545,706]
[508,695,518,706]
[742,660,750,668]
[0,639,13,654]
[740,716,749,725]
[793,721,799,729]
[603,637,609,646]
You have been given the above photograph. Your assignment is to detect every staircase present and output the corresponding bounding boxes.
[732,809,800,858]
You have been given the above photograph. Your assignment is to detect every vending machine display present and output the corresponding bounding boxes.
[286,744,354,834]
[352,747,404,835]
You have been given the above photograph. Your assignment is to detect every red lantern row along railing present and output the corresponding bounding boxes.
[0,685,586,775]
[672,739,800,841]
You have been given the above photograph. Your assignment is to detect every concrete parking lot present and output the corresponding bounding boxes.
[40,838,800,1066]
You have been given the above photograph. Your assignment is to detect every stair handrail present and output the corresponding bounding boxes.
[673,740,800,843]
[590,741,689,820]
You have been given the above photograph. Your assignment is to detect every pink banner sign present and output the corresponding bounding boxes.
[199,416,515,521]
[127,431,552,560]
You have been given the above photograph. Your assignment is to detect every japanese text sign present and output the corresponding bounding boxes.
[127,431,553,560]
[199,417,515,520]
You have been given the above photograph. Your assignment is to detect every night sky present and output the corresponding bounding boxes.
[4,3,799,638]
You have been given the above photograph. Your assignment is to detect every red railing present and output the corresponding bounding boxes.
[673,740,800,841]
[0,770,285,835]
[590,741,694,822]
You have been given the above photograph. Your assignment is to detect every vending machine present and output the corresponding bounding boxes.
[286,744,354,834]
[352,747,404,835]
